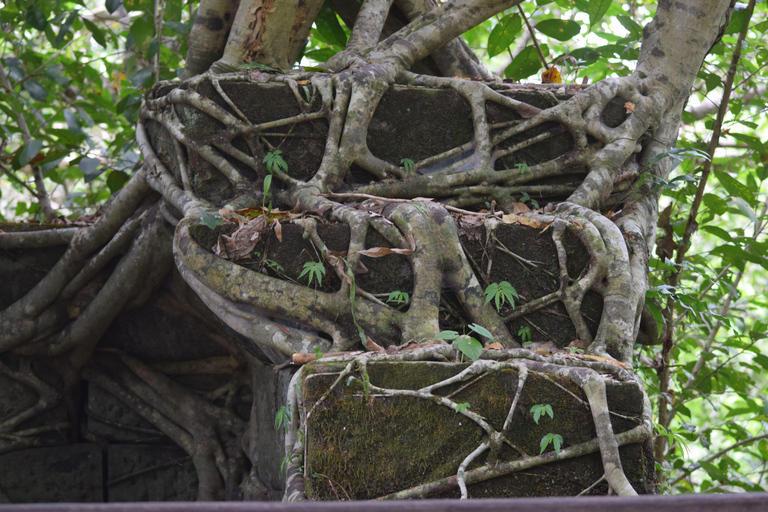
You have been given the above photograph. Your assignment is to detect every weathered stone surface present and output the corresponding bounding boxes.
[107,445,197,501]
[0,444,102,502]
[302,360,654,500]
[252,365,299,499]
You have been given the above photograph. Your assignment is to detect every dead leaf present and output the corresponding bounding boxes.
[624,101,636,113]
[501,213,551,230]
[512,202,530,214]
[213,215,269,261]
[365,337,384,352]
[273,219,282,242]
[485,342,504,350]
[582,354,628,369]
[541,67,562,84]
[357,246,414,257]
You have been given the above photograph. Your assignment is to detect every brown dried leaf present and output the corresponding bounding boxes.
[512,202,530,214]
[357,246,414,257]
[501,213,551,229]
[365,337,384,352]
[485,342,504,350]
[624,101,636,113]
[213,215,269,261]
[582,354,628,369]
[273,219,282,242]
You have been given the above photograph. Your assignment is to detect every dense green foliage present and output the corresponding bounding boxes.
[2,0,768,494]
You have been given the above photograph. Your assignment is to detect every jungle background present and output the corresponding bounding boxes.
[1,0,768,497]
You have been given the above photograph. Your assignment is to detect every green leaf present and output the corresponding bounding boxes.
[725,4,750,35]
[531,404,554,424]
[715,171,754,204]
[82,18,107,48]
[304,48,337,63]
[130,67,153,87]
[454,402,470,414]
[64,110,84,135]
[55,10,78,48]
[436,330,459,341]
[199,208,223,229]
[314,3,347,49]
[575,0,612,28]
[106,170,130,193]
[540,433,564,455]
[19,140,43,166]
[25,4,48,31]
[79,157,102,182]
[732,197,758,226]
[616,15,643,40]
[130,17,155,52]
[505,44,547,79]
[645,299,664,338]
[487,14,522,58]
[468,323,494,341]
[535,19,581,41]
[106,0,123,14]
[23,80,48,101]
[728,133,765,153]
[453,336,483,361]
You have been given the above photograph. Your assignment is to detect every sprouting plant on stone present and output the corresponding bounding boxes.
[530,404,554,424]
[345,369,371,401]
[400,158,415,172]
[386,290,409,305]
[437,323,493,362]
[275,405,292,431]
[484,281,519,311]
[518,326,531,344]
[313,346,323,359]
[539,433,564,456]
[299,261,326,288]
[519,191,539,209]
[455,402,470,414]
[198,208,223,229]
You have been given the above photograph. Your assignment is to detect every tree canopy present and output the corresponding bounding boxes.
[2,0,768,496]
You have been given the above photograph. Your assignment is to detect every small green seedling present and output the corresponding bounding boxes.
[386,290,410,305]
[198,208,223,229]
[263,149,288,177]
[400,158,415,172]
[437,323,494,362]
[539,433,563,455]
[275,405,292,431]
[484,281,519,311]
[299,261,326,287]
[313,346,323,359]
[518,326,531,344]
[530,404,554,424]
[455,402,471,414]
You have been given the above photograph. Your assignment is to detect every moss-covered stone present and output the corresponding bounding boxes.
[301,360,654,499]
